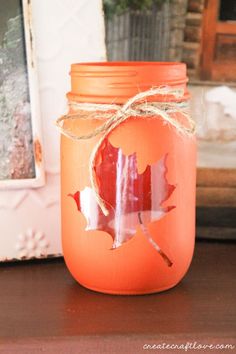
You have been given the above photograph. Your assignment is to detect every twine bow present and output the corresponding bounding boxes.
[56,86,196,216]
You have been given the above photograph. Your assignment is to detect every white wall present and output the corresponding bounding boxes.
[189,84,236,169]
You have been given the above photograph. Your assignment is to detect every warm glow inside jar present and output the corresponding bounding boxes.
[60,62,196,295]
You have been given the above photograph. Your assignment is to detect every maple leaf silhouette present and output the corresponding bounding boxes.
[69,139,175,266]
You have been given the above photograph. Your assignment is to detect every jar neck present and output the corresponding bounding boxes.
[67,62,189,104]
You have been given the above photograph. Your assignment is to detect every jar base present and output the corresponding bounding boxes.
[76,280,181,295]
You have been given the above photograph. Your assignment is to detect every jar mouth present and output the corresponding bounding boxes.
[71,61,185,67]
[69,61,189,104]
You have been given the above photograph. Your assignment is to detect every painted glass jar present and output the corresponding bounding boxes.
[59,62,196,295]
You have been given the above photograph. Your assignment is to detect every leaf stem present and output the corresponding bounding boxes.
[138,212,173,267]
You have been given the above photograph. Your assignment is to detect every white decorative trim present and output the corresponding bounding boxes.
[15,228,49,258]
[30,191,59,209]
[0,0,45,190]
[0,190,29,210]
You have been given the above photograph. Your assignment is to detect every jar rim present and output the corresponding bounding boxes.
[71,61,185,67]
[68,61,189,104]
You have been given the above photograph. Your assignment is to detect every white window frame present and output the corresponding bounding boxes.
[0,0,45,190]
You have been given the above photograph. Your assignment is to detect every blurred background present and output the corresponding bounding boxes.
[104,0,236,148]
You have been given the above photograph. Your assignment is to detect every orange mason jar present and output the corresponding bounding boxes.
[59,62,196,295]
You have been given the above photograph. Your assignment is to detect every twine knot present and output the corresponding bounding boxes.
[56,86,196,215]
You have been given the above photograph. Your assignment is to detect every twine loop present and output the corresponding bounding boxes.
[56,86,196,215]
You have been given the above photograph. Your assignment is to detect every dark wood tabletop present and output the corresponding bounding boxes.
[0,241,235,354]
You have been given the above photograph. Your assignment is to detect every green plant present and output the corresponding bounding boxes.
[103,0,168,18]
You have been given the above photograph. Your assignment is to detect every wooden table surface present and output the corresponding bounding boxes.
[0,241,235,354]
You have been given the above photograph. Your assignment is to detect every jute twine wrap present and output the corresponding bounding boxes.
[56,86,196,216]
